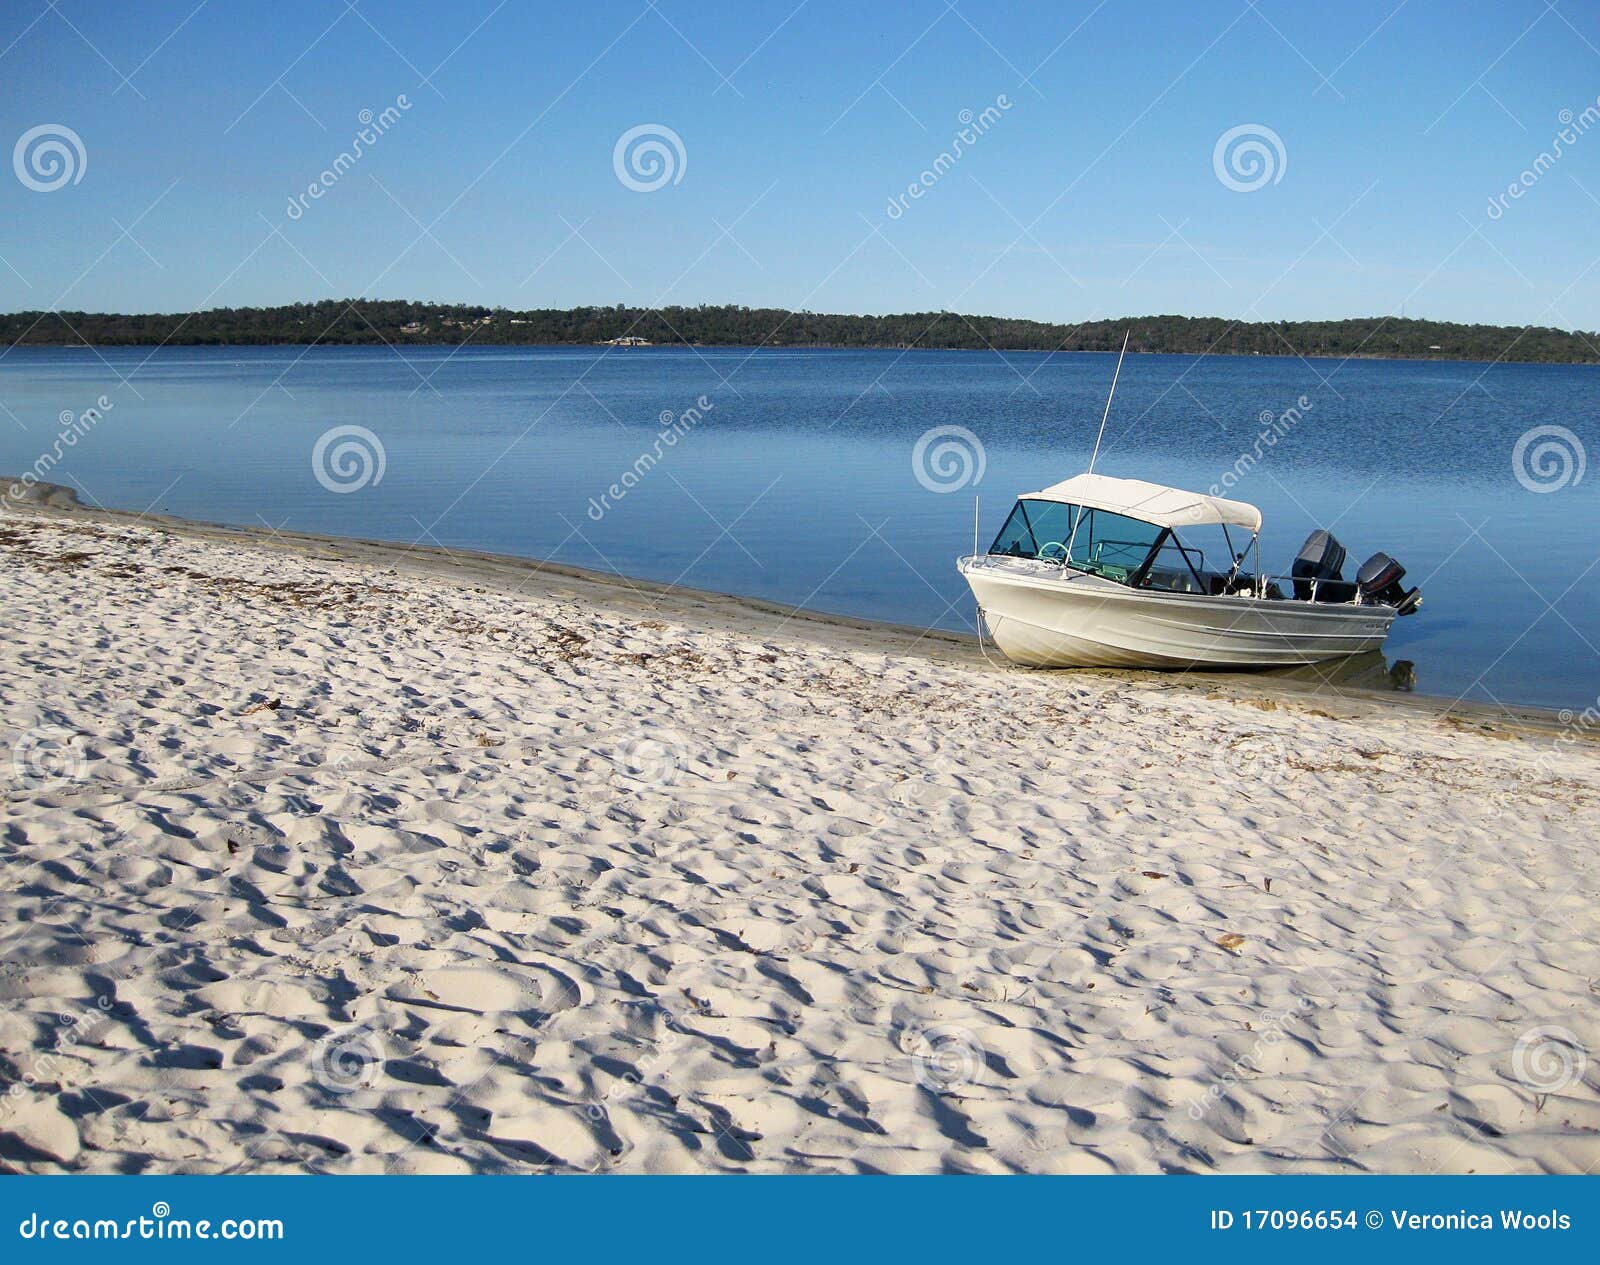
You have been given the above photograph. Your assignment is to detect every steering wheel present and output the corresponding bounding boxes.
[1038,541,1070,562]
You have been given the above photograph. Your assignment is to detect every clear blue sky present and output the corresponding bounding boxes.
[3,0,1599,328]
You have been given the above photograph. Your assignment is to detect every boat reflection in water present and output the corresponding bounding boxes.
[1257,650,1418,693]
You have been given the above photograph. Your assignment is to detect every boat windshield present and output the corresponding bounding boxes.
[988,499,1165,583]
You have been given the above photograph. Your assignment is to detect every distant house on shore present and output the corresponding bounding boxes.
[602,335,652,346]
[400,321,424,334]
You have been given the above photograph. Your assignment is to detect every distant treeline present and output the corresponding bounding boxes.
[2,301,1595,364]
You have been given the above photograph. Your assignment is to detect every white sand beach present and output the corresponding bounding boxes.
[2,492,1598,1174]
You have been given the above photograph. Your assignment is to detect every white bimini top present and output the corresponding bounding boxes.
[1020,471,1262,534]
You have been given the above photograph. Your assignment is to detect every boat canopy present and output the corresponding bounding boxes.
[1019,472,1263,534]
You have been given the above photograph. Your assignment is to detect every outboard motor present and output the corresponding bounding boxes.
[1291,530,1347,600]
[1356,552,1422,615]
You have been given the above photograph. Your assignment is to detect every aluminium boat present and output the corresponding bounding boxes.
[957,471,1420,670]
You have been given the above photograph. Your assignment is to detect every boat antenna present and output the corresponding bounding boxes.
[1086,329,1130,476]
[1065,330,1130,564]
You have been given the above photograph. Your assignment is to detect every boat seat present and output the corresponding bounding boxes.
[1143,567,1203,594]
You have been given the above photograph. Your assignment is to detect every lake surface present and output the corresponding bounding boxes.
[2,344,1596,711]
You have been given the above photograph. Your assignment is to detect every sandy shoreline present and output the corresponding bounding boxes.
[0,480,1573,735]
[2,484,1598,1173]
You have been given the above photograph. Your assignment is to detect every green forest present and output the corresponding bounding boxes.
[2,301,1595,363]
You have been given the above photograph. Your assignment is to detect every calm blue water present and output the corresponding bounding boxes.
[1,345,1596,711]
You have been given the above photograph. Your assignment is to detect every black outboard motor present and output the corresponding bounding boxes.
[1356,552,1422,615]
[1292,530,1347,600]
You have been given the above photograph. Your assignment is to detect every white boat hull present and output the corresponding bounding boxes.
[959,555,1397,669]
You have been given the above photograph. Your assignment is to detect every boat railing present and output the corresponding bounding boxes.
[1248,573,1369,605]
